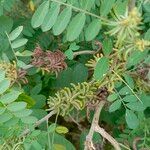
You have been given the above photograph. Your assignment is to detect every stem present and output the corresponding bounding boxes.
[84,101,121,150]
[73,41,102,57]
[50,0,108,22]
[119,143,131,150]
[51,112,59,150]
[112,70,142,103]
[132,137,141,150]
[95,126,121,150]
[114,88,127,109]
[5,32,18,62]
[73,50,97,57]
[20,110,56,137]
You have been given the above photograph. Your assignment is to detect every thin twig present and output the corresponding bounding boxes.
[73,41,102,57]
[73,50,97,57]
[20,110,56,137]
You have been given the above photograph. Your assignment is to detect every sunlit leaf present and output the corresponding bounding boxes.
[9,26,23,41]
[31,1,49,28]
[66,13,86,41]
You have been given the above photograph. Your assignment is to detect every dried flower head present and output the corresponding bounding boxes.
[31,45,67,76]
[0,61,28,85]
[0,61,18,84]
[48,82,98,116]
[135,39,150,51]
[121,38,150,60]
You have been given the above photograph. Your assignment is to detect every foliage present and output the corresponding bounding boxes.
[0,0,150,150]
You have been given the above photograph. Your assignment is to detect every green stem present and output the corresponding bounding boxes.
[114,88,127,109]
[51,112,59,150]
[119,143,131,150]
[112,70,142,103]
[50,0,108,22]
[47,119,51,150]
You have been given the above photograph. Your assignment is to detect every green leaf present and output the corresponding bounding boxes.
[65,49,74,60]
[0,79,10,95]
[7,102,27,112]
[126,102,145,111]
[124,74,134,89]
[122,95,138,103]
[107,93,118,102]
[41,2,60,32]
[48,123,56,133]
[0,34,9,51]
[102,38,113,56]
[31,1,49,28]
[0,90,21,104]
[0,107,6,115]
[94,57,109,81]
[0,4,3,16]
[30,130,41,137]
[126,50,148,68]
[80,0,95,11]
[30,83,42,95]
[140,94,150,108]
[56,126,69,134]
[9,26,23,41]
[31,109,47,120]
[52,68,73,88]
[17,93,35,108]
[32,140,42,150]
[109,100,121,112]
[21,116,38,124]
[0,16,13,34]
[53,133,76,150]
[15,50,33,57]
[119,86,132,95]
[54,144,66,150]
[32,95,46,109]
[0,112,13,123]
[53,7,72,35]
[125,109,139,129]
[69,42,80,51]
[72,63,88,83]
[17,60,28,69]
[13,109,32,118]
[113,0,128,15]
[100,0,115,16]
[66,13,86,41]
[0,69,5,82]
[85,19,101,41]
[144,28,150,40]
[4,117,19,127]
[11,38,28,49]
